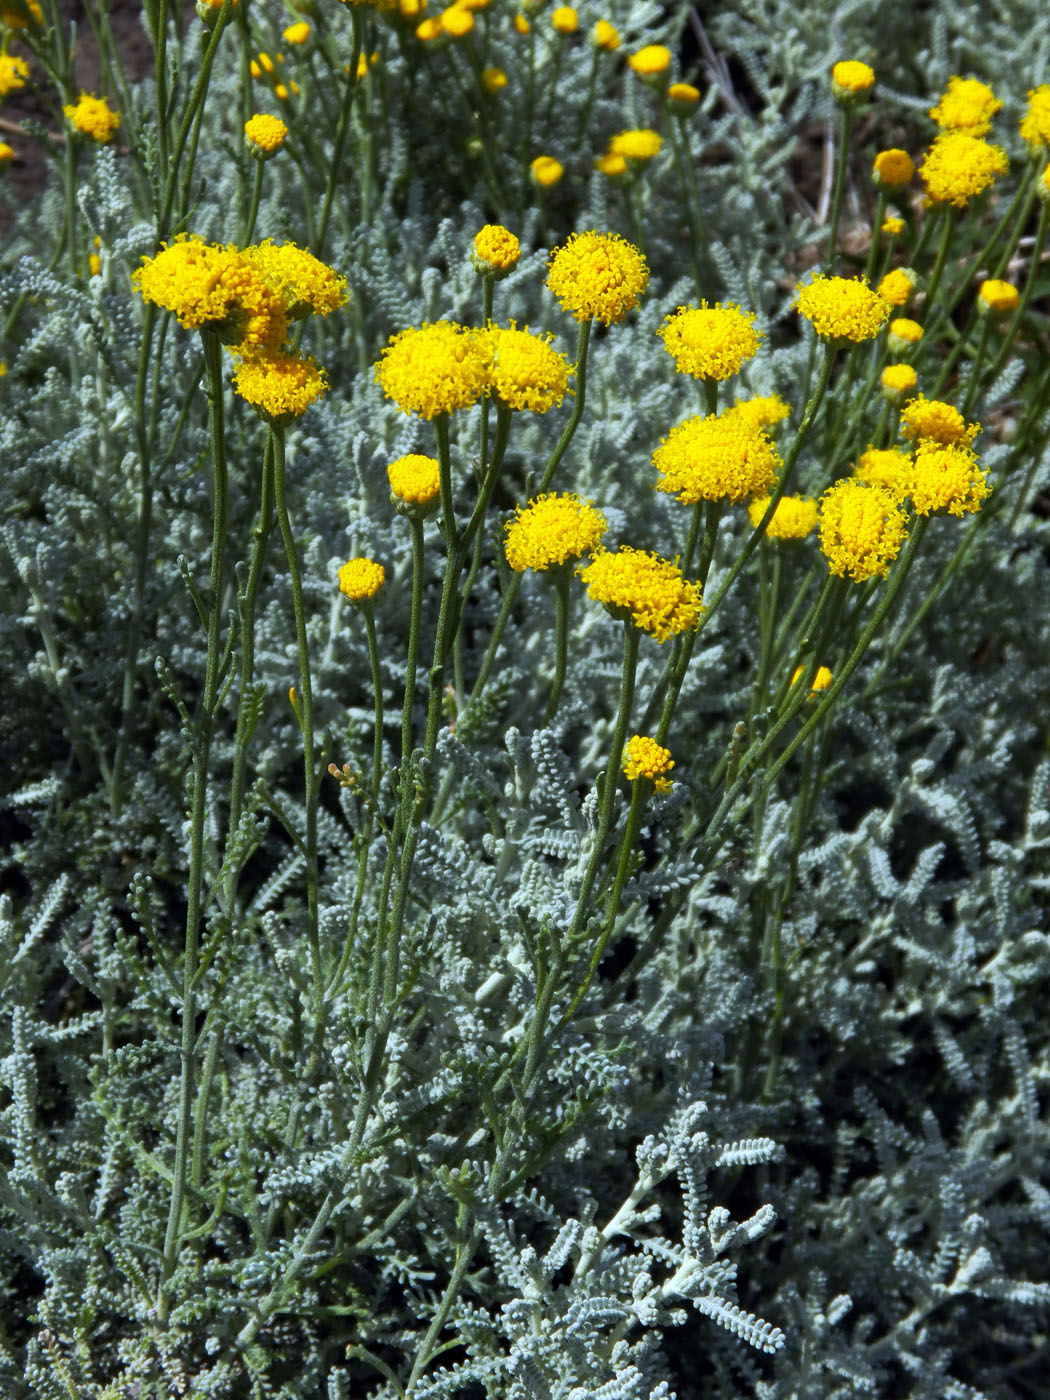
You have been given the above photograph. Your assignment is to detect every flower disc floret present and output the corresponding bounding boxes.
[819,480,908,582]
[929,76,1002,135]
[900,395,978,445]
[546,231,648,325]
[909,439,990,516]
[658,301,762,381]
[622,735,674,793]
[504,492,607,572]
[63,92,120,142]
[338,557,385,601]
[479,325,572,413]
[375,320,489,419]
[578,546,703,642]
[652,411,781,506]
[795,274,889,342]
[1020,86,1050,151]
[232,353,328,420]
[747,494,818,540]
[920,132,1008,207]
[388,454,440,505]
[472,224,520,274]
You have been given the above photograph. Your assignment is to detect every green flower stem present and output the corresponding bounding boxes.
[362,604,384,800]
[666,114,708,293]
[545,564,572,724]
[960,316,993,418]
[971,199,1049,404]
[824,104,853,273]
[655,498,723,745]
[921,208,955,329]
[434,412,460,557]
[271,424,324,1074]
[159,0,234,235]
[574,47,601,146]
[864,189,888,282]
[316,10,362,254]
[402,512,426,770]
[242,157,264,244]
[157,331,229,1326]
[752,541,782,719]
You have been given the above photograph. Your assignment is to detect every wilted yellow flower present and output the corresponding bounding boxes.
[747,494,818,540]
[819,480,908,582]
[658,301,762,380]
[900,395,978,446]
[795,274,889,342]
[547,231,648,325]
[929,76,1002,135]
[338,557,385,601]
[622,734,675,792]
[909,439,990,516]
[375,321,489,419]
[388,453,441,506]
[478,324,572,413]
[652,411,781,506]
[872,149,915,187]
[233,353,328,420]
[579,546,703,642]
[530,155,564,187]
[920,132,1008,207]
[504,492,607,571]
[63,92,120,143]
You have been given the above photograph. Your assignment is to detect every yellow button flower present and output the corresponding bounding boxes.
[622,734,674,793]
[479,324,572,414]
[388,454,441,506]
[978,279,1020,314]
[338,557,385,601]
[819,480,908,582]
[133,235,284,351]
[63,92,120,143]
[652,411,781,506]
[628,44,671,78]
[551,6,577,33]
[244,113,289,158]
[920,132,1008,207]
[0,53,29,95]
[929,76,1002,135]
[795,274,889,343]
[888,316,923,350]
[872,149,915,187]
[900,395,978,446]
[592,18,620,50]
[546,230,648,325]
[791,664,832,693]
[530,155,564,187]
[282,20,311,43]
[579,546,703,642]
[853,445,912,498]
[658,301,762,380]
[242,240,348,319]
[471,223,520,276]
[232,353,328,421]
[375,321,489,419]
[908,439,991,516]
[877,267,917,308]
[1020,85,1050,152]
[608,128,663,162]
[831,60,874,98]
[504,492,607,572]
[748,494,818,540]
[880,363,918,402]
[881,215,906,237]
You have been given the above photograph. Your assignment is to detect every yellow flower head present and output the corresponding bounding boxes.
[244,113,288,156]
[628,44,671,78]
[338,557,385,601]
[622,734,675,793]
[658,301,762,380]
[578,546,703,642]
[888,316,923,350]
[853,445,913,497]
[877,267,917,308]
[283,19,312,43]
[133,235,284,351]
[1020,86,1050,152]
[242,240,348,320]
[0,140,13,168]
[609,128,663,162]
[747,494,818,540]
[0,0,41,29]
[0,54,29,95]
[416,16,443,40]
[791,663,832,693]
[667,82,700,113]
[723,395,791,430]
[504,492,607,572]
[388,453,441,506]
[513,13,529,35]
[881,215,906,237]
[441,5,474,36]
[929,76,1002,135]
[595,153,628,177]
[551,5,577,33]
[872,149,915,187]
[482,66,508,92]
[592,18,620,50]
[920,132,1008,207]
[472,224,520,276]
[880,363,918,402]
[819,480,908,582]
[652,410,781,506]
[530,155,564,187]
[900,394,979,446]
[232,353,328,420]
[795,274,889,343]
[547,231,648,325]
[909,439,991,517]
[375,320,489,419]
[978,278,1020,314]
[479,324,572,413]
[63,92,120,143]
[831,60,874,98]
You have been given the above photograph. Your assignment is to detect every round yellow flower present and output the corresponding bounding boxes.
[880,363,918,402]
[578,546,703,642]
[723,396,791,430]
[667,82,700,113]
[479,324,572,413]
[416,16,442,40]
[388,453,441,506]
[595,153,628,177]
[482,67,507,92]
[608,128,663,162]
[0,141,14,168]
[244,113,288,156]
[440,5,473,36]
[872,149,915,187]
[853,446,912,497]
[592,19,620,50]
[900,395,978,446]
[232,353,328,420]
[622,734,674,793]
[881,215,906,237]
[283,19,312,43]
[338,557,385,601]
[133,235,284,351]
[888,316,923,351]
[795,274,889,343]
[658,301,762,380]
[1020,86,1050,152]
[929,76,1002,135]
[546,231,648,326]
[831,60,874,98]
[63,92,120,143]
[819,480,908,582]
[791,664,832,693]
[375,320,489,419]
[513,13,529,35]
[920,132,1008,207]
[747,494,818,540]
[0,54,29,96]
[504,492,607,572]
[877,267,917,308]
[242,240,348,319]
[909,439,991,516]
[652,411,781,506]
[551,6,577,34]
[628,44,671,77]
[530,155,564,188]
[978,279,1020,314]
[472,224,520,275]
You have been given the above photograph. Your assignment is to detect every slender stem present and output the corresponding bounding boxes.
[402,512,426,769]
[545,564,571,724]
[242,157,264,243]
[317,10,362,254]
[824,104,853,274]
[363,605,384,799]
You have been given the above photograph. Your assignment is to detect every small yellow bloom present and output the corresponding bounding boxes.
[472,224,520,276]
[909,439,991,516]
[134,235,285,351]
[880,363,918,402]
[888,316,923,350]
[795,274,889,343]
[0,141,13,169]
[877,267,917,308]
[244,113,288,157]
[592,18,620,50]
[478,324,572,414]
[0,0,42,27]
[881,215,906,237]
[791,664,832,693]
[551,6,577,34]
[232,353,328,420]
[920,132,1008,208]
[63,92,121,143]
[482,66,507,92]
[748,494,818,540]
[819,480,908,582]
[900,395,978,446]
[375,321,489,419]
[578,546,703,642]
[608,128,663,162]
[388,453,441,506]
[257,52,276,74]
[338,557,385,601]
[274,83,290,101]
[504,492,607,572]
[622,734,674,793]
[978,279,1020,314]
[89,252,102,277]
[530,155,564,187]
[872,149,915,187]
[1019,85,1050,152]
[594,153,627,177]
[831,60,874,99]
[723,396,791,430]
[416,16,443,40]
[929,76,1001,135]
[853,445,912,497]
[242,239,348,319]
[658,301,762,381]
[282,20,312,43]
[513,13,529,34]
[0,53,29,95]
[667,82,700,113]
[440,5,473,37]
[547,231,648,325]
[628,44,671,78]
[652,410,781,506]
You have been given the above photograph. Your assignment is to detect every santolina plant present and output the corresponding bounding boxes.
[1,2,1050,1398]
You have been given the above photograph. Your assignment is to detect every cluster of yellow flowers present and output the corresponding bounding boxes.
[651,408,782,506]
[622,735,675,792]
[63,92,121,143]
